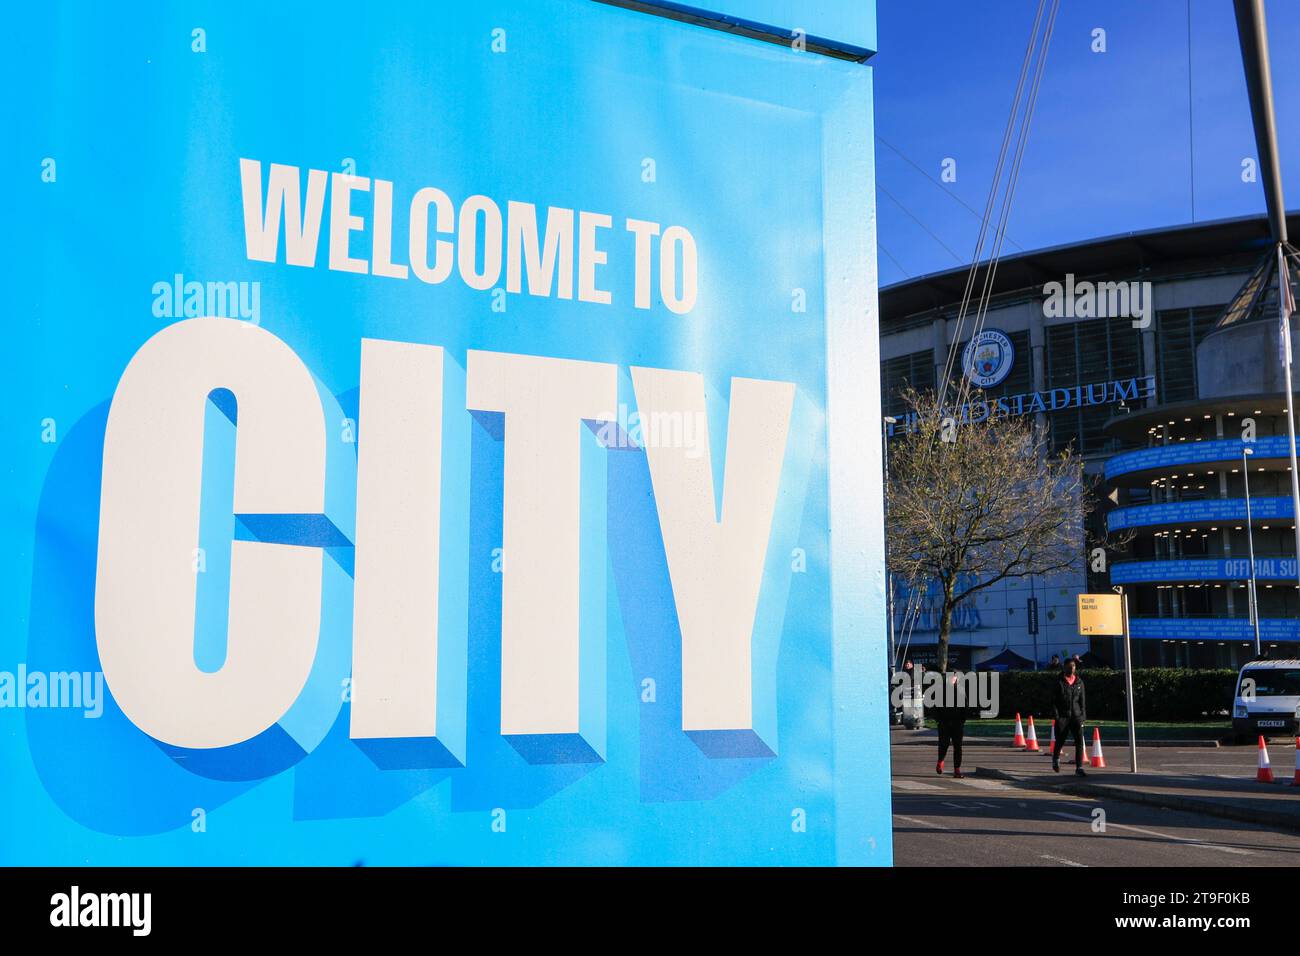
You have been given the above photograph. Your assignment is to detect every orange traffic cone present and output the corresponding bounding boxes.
[1046,720,1057,756]
[1089,728,1106,768]
[1012,713,1026,748]
[1025,716,1040,752]
[1291,738,1300,786]
[1257,736,1274,783]
[1076,732,1087,767]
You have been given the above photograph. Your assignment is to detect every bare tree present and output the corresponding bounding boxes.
[885,387,1089,672]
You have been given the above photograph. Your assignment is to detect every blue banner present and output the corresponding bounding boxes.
[3,1,887,865]
[1130,618,1300,640]
[1105,435,1295,480]
[1112,557,1300,583]
[1108,496,1294,531]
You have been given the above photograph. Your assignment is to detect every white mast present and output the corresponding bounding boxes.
[1277,244,1300,592]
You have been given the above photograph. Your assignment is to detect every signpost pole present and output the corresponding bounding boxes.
[1119,587,1138,773]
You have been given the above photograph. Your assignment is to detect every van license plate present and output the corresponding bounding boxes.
[1259,720,1285,728]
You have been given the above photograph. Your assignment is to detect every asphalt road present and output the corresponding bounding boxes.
[891,734,1300,866]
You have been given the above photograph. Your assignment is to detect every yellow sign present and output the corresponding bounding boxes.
[1077,594,1124,636]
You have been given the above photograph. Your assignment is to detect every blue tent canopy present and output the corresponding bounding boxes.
[979,648,1035,671]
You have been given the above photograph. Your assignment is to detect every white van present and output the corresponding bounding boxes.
[1233,660,1300,740]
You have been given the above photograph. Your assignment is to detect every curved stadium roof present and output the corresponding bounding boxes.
[879,212,1300,326]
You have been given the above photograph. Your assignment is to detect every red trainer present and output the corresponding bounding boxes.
[953,769,964,779]
[936,760,944,775]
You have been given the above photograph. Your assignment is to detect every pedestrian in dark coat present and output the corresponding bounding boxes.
[1051,658,1088,775]
[934,671,977,778]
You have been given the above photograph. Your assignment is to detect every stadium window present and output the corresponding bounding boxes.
[1155,306,1222,405]
[881,348,934,419]
[1045,316,1145,455]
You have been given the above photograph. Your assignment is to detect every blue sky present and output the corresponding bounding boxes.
[873,0,1300,286]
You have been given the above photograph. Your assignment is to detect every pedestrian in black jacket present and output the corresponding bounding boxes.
[934,672,976,778]
[1051,658,1087,776]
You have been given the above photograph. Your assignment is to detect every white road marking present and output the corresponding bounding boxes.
[893,814,949,830]
[953,777,1010,790]
[1046,811,1252,856]
[1039,853,1087,867]
[1171,750,1237,755]
[892,780,943,791]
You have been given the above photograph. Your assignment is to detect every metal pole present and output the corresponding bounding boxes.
[883,417,897,675]
[1233,0,1287,244]
[1120,588,1137,773]
[1233,0,1300,597]
[1244,447,1262,655]
[1276,245,1300,594]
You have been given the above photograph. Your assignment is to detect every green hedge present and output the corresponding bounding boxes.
[987,668,1237,722]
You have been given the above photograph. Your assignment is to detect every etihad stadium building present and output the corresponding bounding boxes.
[881,213,1300,670]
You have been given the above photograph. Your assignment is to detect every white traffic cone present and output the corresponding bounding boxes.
[1257,736,1275,783]
[1089,727,1105,768]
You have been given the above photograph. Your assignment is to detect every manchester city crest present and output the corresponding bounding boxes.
[962,329,1015,388]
